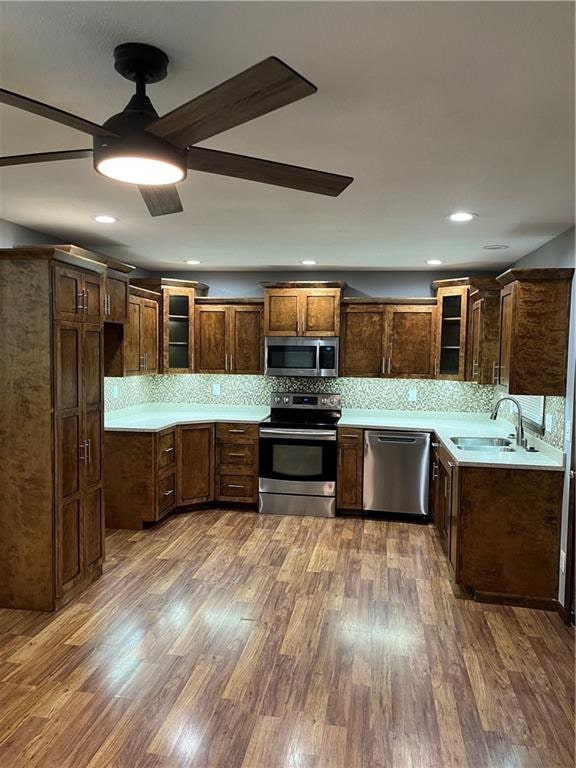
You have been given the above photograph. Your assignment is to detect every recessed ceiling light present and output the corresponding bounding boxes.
[300,260,317,265]
[93,214,118,224]
[184,259,201,265]
[426,259,444,265]
[448,211,478,222]
[483,244,509,250]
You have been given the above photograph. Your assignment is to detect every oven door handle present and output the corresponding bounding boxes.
[259,428,337,441]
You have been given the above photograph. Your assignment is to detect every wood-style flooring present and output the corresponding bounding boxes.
[0,510,573,767]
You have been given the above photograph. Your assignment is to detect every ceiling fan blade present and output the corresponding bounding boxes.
[147,56,317,148]
[0,88,116,137]
[0,148,93,168]
[139,185,183,217]
[187,147,353,197]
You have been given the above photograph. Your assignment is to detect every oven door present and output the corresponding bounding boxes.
[264,337,319,377]
[259,428,337,495]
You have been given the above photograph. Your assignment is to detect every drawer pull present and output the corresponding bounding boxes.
[227,484,245,489]
[227,429,246,433]
[163,489,174,496]
[163,447,174,453]
[341,433,359,439]
[228,452,246,457]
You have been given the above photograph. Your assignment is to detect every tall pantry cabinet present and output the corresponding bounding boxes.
[0,246,109,610]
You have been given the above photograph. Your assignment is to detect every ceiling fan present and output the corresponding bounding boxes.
[0,43,353,217]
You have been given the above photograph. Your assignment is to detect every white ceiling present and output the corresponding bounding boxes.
[0,1,574,272]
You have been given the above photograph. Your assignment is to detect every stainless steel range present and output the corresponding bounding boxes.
[259,392,341,518]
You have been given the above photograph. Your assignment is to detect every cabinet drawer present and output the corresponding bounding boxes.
[157,429,176,470]
[217,441,257,469]
[158,471,176,515]
[216,422,259,442]
[338,427,363,444]
[217,474,256,501]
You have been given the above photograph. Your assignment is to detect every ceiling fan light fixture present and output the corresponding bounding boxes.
[96,155,185,185]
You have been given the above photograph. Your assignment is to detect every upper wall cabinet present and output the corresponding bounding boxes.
[466,285,501,385]
[496,268,574,396]
[262,282,345,337]
[104,287,160,377]
[103,269,129,323]
[432,284,469,380]
[131,278,209,373]
[340,300,436,378]
[195,301,263,374]
[53,264,104,324]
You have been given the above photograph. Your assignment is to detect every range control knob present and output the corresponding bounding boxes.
[321,397,328,405]
[283,396,290,404]
[274,396,281,404]
[329,397,337,405]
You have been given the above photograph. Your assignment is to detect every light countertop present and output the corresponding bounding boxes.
[105,403,564,471]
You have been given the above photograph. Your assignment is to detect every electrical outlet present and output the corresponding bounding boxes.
[408,388,417,402]
[212,383,221,396]
[560,549,566,574]
[112,385,119,399]
[545,414,553,433]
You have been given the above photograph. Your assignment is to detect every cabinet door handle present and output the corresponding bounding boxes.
[472,360,478,380]
[79,441,87,463]
[388,357,391,374]
[163,489,174,496]
[381,357,385,375]
[83,289,89,314]
[86,438,91,465]
[163,446,174,453]
[341,433,359,439]
[492,361,500,384]
[444,477,448,498]
[228,429,246,434]
[227,484,245,489]
[229,452,246,457]
[434,359,439,376]
[77,291,85,313]
[432,461,438,480]
[140,354,145,371]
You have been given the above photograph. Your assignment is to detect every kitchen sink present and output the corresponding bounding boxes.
[450,436,513,451]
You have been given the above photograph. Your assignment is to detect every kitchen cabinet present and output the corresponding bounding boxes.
[340,302,436,378]
[53,263,104,324]
[496,268,573,395]
[466,289,500,384]
[178,423,214,505]
[131,278,209,373]
[103,269,129,323]
[195,302,263,374]
[336,428,363,509]
[125,294,159,375]
[215,422,259,503]
[430,441,453,559]
[432,285,468,380]
[0,247,108,610]
[263,283,344,337]
[104,427,177,529]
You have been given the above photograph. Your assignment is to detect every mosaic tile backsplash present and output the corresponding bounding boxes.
[105,374,495,413]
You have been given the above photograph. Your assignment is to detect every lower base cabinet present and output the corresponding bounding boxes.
[215,422,259,503]
[104,427,177,529]
[178,424,214,505]
[431,436,564,607]
[337,428,364,510]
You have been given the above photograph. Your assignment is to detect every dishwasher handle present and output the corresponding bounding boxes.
[366,431,430,446]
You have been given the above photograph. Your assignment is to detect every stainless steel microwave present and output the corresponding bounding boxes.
[264,337,339,377]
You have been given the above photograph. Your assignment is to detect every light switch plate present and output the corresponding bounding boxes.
[212,383,221,396]
[408,388,417,402]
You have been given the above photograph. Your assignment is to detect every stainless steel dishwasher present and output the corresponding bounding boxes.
[363,431,430,516]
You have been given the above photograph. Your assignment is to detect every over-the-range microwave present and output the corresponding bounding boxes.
[264,337,339,378]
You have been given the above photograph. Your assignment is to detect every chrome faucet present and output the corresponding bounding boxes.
[490,396,526,448]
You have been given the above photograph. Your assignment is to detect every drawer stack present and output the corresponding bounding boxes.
[155,428,177,521]
[215,422,259,503]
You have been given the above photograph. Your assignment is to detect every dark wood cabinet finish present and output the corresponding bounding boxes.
[115,294,159,376]
[433,286,468,380]
[162,287,196,373]
[455,467,564,605]
[496,269,573,395]
[467,292,501,384]
[0,252,106,611]
[215,422,259,503]
[264,287,341,336]
[431,442,452,558]
[178,424,214,505]
[104,270,129,323]
[195,304,263,374]
[341,304,435,378]
[104,427,178,529]
[336,428,363,510]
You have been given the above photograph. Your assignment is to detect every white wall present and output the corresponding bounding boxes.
[513,227,575,607]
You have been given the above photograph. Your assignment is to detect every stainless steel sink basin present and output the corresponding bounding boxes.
[450,436,513,451]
